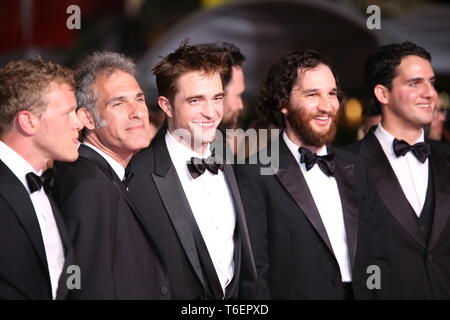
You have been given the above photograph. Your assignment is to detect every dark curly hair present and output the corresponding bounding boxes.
[364,41,431,114]
[152,39,228,103]
[259,49,343,128]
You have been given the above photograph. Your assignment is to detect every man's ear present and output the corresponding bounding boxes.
[280,103,288,115]
[16,110,39,135]
[374,84,390,106]
[158,96,173,118]
[76,107,96,130]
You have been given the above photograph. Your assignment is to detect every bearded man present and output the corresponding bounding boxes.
[235,50,394,299]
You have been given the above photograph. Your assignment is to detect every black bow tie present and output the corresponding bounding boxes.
[298,146,335,177]
[26,169,55,193]
[187,155,224,179]
[392,138,430,163]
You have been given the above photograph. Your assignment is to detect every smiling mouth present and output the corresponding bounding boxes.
[126,124,145,131]
[313,115,331,126]
[193,121,216,128]
[416,103,432,111]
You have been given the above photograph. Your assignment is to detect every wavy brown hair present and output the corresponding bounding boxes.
[152,40,229,103]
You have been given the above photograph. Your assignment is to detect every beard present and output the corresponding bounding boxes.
[286,106,339,147]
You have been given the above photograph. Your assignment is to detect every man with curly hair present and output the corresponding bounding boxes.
[235,50,393,299]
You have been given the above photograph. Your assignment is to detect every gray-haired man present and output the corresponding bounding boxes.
[54,51,170,299]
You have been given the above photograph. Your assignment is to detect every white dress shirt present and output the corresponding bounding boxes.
[283,132,352,282]
[374,124,429,217]
[83,142,125,181]
[165,131,236,296]
[0,141,64,299]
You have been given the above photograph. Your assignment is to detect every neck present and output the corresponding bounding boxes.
[381,117,423,145]
[1,134,49,172]
[285,124,324,154]
[167,127,209,156]
[84,134,131,168]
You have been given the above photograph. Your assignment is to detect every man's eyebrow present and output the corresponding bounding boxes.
[406,77,424,82]
[302,87,337,93]
[106,96,127,105]
[186,95,205,100]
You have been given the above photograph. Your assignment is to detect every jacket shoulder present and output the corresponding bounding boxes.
[336,140,363,155]
[127,145,154,172]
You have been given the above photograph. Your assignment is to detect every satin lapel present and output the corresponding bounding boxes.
[275,140,334,254]
[428,144,450,250]
[330,148,358,267]
[78,145,117,182]
[0,160,49,275]
[151,136,207,291]
[360,133,425,248]
[47,194,70,254]
[49,195,73,300]
[223,164,254,297]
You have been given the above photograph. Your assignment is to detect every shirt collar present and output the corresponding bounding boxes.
[0,141,41,193]
[283,130,327,165]
[374,123,425,157]
[82,142,125,181]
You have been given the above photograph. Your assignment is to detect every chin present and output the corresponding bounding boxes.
[59,152,79,162]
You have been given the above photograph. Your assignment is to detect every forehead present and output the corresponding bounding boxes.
[94,70,140,97]
[294,64,336,89]
[44,81,76,106]
[395,55,434,79]
[175,70,223,98]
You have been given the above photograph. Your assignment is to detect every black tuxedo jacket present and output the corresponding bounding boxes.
[126,130,265,299]
[343,129,450,299]
[235,135,393,299]
[53,145,170,299]
[0,159,73,300]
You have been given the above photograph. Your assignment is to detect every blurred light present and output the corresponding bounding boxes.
[344,97,363,128]
[439,91,449,109]
[201,0,228,8]
[125,0,145,17]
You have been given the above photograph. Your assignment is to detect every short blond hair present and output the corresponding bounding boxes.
[0,59,75,136]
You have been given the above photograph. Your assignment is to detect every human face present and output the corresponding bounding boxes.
[91,71,151,159]
[282,64,339,147]
[164,71,224,153]
[34,82,82,162]
[222,66,245,128]
[384,55,437,130]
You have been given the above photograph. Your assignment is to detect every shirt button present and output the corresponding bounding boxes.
[160,286,169,296]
